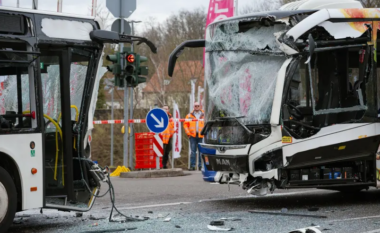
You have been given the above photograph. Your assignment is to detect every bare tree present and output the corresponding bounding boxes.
[135,8,206,106]
[95,3,114,30]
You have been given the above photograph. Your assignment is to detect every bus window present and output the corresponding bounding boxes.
[0,67,35,131]
[70,48,92,121]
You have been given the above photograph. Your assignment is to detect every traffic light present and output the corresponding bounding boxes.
[125,53,136,87]
[135,54,148,85]
[124,52,149,87]
[106,52,123,87]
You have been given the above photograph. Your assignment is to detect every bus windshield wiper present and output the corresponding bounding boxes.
[216,116,254,134]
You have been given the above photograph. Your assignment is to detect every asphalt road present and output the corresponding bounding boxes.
[8,171,380,233]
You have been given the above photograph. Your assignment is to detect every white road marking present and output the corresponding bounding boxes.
[97,190,329,212]
[329,215,380,223]
[363,229,380,233]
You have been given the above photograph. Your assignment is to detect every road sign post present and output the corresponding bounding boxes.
[106,0,136,168]
[146,109,169,134]
[106,0,136,18]
[146,109,169,170]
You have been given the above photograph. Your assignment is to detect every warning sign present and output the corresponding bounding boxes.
[282,136,293,143]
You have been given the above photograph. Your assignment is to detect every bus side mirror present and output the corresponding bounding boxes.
[90,30,124,44]
[168,39,205,77]
[90,30,157,53]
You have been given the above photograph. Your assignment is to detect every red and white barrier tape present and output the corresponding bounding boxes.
[93,119,204,125]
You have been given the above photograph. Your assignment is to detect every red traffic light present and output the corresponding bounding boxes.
[126,54,135,63]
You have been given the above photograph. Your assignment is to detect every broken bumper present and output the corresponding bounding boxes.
[199,144,249,174]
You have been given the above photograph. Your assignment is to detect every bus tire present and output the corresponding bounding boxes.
[0,166,17,233]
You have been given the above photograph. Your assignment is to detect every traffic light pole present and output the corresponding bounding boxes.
[120,14,129,168]
[129,22,135,170]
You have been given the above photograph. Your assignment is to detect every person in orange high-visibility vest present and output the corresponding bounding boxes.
[184,102,204,170]
[160,105,175,169]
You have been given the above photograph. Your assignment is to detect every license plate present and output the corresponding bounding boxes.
[205,156,209,165]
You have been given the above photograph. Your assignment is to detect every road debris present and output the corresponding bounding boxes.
[91,223,98,227]
[164,217,171,222]
[175,225,181,228]
[308,207,320,212]
[76,213,83,217]
[13,218,24,224]
[249,210,327,219]
[207,225,233,231]
[220,217,242,221]
[148,211,153,214]
[157,213,170,219]
[89,215,106,220]
[81,228,137,233]
[289,226,322,233]
[281,208,288,213]
[210,220,225,226]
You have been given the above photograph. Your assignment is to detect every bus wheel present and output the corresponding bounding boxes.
[0,166,17,233]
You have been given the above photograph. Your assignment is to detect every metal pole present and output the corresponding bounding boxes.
[234,0,238,16]
[57,0,62,13]
[121,8,129,168]
[129,21,135,170]
[110,88,114,166]
[129,87,133,169]
[171,101,175,169]
[17,0,19,8]
[91,0,97,17]
[188,94,191,170]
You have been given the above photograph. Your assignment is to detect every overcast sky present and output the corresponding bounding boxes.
[2,0,255,22]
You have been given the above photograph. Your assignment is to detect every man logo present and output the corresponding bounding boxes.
[218,147,226,153]
[216,158,230,166]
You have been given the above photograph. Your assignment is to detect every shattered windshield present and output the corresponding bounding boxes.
[205,19,287,125]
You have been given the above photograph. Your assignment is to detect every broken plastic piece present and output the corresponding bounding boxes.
[207,225,233,231]
[249,210,327,219]
[308,207,319,212]
[163,217,171,222]
[220,217,241,221]
[210,220,224,226]
[76,212,83,217]
[289,226,321,233]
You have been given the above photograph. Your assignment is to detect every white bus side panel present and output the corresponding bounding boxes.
[0,133,43,210]
[283,123,377,159]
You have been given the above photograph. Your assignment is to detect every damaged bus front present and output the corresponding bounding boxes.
[168,7,380,195]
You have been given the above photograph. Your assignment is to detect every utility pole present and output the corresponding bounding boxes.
[57,0,62,12]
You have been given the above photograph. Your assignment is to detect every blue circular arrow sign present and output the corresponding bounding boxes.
[146,108,169,134]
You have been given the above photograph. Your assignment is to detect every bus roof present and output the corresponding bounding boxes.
[0,6,95,20]
[208,10,316,27]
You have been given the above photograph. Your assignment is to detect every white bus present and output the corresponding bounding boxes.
[0,6,150,232]
[168,0,380,196]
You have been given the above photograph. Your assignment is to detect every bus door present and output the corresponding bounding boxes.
[39,45,97,209]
